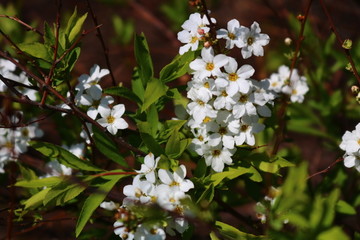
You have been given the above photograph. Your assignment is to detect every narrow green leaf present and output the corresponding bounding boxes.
[147,104,159,137]
[256,156,294,174]
[131,67,145,102]
[159,50,196,83]
[15,177,63,188]
[216,221,266,240]
[24,188,50,209]
[75,175,125,237]
[104,86,142,105]
[336,200,356,215]
[43,181,86,206]
[68,13,88,43]
[209,167,253,186]
[134,33,153,85]
[30,141,102,172]
[196,183,214,204]
[139,132,164,157]
[317,227,350,240]
[92,127,128,167]
[141,77,168,112]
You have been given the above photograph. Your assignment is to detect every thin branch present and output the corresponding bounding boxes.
[318,0,360,84]
[41,0,63,105]
[0,15,43,36]
[271,0,314,156]
[307,157,344,180]
[86,0,116,86]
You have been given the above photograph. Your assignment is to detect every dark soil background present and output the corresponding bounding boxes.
[0,0,360,239]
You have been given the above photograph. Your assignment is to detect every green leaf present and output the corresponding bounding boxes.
[30,141,102,172]
[147,104,159,137]
[159,50,196,83]
[92,127,128,167]
[141,77,168,112]
[131,67,145,102]
[43,180,86,206]
[215,221,266,240]
[68,12,87,43]
[336,200,356,215]
[23,188,50,209]
[15,177,63,188]
[165,129,190,159]
[75,175,125,237]
[139,131,164,156]
[104,86,142,105]
[134,33,153,85]
[255,156,294,174]
[18,42,51,61]
[317,227,350,240]
[209,166,255,186]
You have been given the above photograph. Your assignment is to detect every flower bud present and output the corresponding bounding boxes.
[284,37,292,46]
[203,41,212,48]
[351,85,359,95]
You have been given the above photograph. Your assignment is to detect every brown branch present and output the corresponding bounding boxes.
[271,0,314,156]
[86,0,116,86]
[307,157,344,180]
[41,0,63,105]
[199,0,221,53]
[0,15,43,36]
[318,0,360,84]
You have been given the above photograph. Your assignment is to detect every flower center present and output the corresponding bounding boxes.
[212,149,221,156]
[170,181,180,187]
[21,128,29,137]
[228,32,236,40]
[197,100,205,106]
[107,115,115,124]
[204,82,210,88]
[228,73,238,81]
[239,94,248,103]
[190,36,198,43]
[221,90,228,97]
[198,135,204,141]
[247,37,254,45]
[291,89,298,95]
[203,116,212,123]
[219,127,227,135]
[271,82,278,87]
[241,124,249,132]
[206,63,215,71]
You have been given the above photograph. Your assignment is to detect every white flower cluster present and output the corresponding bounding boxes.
[179,14,274,172]
[268,65,309,103]
[0,58,38,100]
[0,114,43,173]
[102,153,194,240]
[178,14,269,59]
[72,64,128,135]
[339,123,360,172]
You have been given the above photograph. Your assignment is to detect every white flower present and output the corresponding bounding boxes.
[234,115,265,146]
[87,95,114,119]
[343,152,360,172]
[340,123,360,154]
[231,89,257,118]
[123,175,156,205]
[134,224,166,240]
[114,220,135,240]
[136,153,160,183]
[156,185,187,212]
[178,30,202,55]
[76,64,109,100]
[13,72,38,101]
[239,21,270,59]
[189,47,229,79]
[282,75,309,103]
[216,19,245,49]
[97,104,128,135]
[158,165,194,193]
[100,201,119,211]
[203,145,235,172]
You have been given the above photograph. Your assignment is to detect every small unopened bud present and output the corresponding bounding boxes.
[203,41,212,48]
[297,14,305,21]
[345,63,353,73]
[351,85,360,95]
[197,28,205,35]
[284,37,292,46]
[342,39,352,50]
